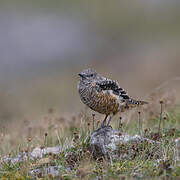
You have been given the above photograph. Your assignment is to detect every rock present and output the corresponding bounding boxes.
[31,147,42,159]
[1,146,61,165]
[1,146,61,178]
[90,126,161,160]
[29,165,62,178]
[175,138,180,161]
[31,146,61,159]
[1,151,29,165]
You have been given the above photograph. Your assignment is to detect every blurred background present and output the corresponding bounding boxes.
[0,0,180,134]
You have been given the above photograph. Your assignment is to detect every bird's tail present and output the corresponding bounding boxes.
[118,87,148,107]
[124,99,148,109]
[128,99,148,105]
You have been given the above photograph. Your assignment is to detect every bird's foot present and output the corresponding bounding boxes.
[99,123,112,129]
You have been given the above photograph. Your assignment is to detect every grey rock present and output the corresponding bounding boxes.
[1,151,29,165]
[90,126,161,160]
[1,146,61,165]
[175,138,180,161]
[31,146,61,159]
[1,146,61,177]
[29,165,62,178]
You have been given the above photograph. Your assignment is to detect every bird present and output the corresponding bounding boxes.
[78,68,148,127]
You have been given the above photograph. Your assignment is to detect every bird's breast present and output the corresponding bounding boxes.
[79,83,120,115]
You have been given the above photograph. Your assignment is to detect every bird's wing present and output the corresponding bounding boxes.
[96,79,148,105]
[96,79,128,98]
[96,79,119,90]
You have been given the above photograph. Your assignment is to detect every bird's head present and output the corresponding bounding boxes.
[78,68,98,82]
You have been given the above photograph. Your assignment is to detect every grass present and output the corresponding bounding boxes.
[0,101,180,179]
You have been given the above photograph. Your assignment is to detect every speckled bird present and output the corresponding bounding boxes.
[78,68,148,127]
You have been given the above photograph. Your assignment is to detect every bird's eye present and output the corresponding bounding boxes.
[90,74,94,77]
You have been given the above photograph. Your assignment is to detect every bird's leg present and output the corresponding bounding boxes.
[107,116,112,126]
[100,115,108,128]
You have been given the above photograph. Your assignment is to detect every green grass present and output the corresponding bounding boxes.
[0,104,180,179]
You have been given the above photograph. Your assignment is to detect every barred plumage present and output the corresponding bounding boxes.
[78,68,148,127]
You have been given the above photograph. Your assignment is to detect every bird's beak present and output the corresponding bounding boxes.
[78,73,84,78]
